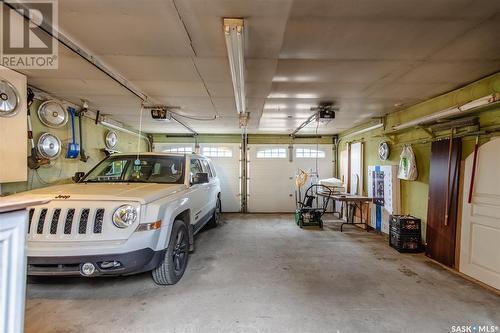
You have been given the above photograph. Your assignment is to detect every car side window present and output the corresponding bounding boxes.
[190,158,203,176]
[201,159,213,178]
[209,161,216,177]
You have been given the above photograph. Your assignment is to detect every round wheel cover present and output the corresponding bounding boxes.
[105,130,118,149]
[378,141,390,161]
[38,100,68,128]
[0,80,20,117]
[37,132,62,160]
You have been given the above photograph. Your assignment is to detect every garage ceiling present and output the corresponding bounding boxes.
[16,0,500,134]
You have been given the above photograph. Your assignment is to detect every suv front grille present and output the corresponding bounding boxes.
[28,208,35,233]
[93,209,105,234]
[28,207,107,236]
[37,209,48,234]
[78,209,90,234]
[64,209,75,234]
[50,209,61,234]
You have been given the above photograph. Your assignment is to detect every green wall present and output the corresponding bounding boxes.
[339,72,500,242]
[1,100,149,196]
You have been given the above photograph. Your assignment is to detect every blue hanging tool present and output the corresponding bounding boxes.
[66,106,80,159]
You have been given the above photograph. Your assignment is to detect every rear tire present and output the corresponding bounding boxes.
[206,196,222,228]
[152,220,189,285]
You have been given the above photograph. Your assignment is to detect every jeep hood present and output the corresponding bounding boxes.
[10,183,187,205]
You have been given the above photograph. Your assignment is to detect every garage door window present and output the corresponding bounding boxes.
[296,148,326,158]
[256,148,287,158]
[163,146,193,154]
[202,147,233,158]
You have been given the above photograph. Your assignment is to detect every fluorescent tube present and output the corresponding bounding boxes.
[223,18,246,114]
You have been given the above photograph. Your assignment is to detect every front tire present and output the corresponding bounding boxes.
[152,220,189,285]
[206,196,222,228]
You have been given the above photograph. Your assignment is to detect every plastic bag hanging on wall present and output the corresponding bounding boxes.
[398,145,418,181]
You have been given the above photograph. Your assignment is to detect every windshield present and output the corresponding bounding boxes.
[82,155,185,184]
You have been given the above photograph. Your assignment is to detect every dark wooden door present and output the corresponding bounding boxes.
[426,138,461,267]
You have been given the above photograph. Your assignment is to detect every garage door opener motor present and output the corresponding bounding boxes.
[295,184,332,229]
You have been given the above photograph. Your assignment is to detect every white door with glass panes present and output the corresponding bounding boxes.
[247,144,333,212]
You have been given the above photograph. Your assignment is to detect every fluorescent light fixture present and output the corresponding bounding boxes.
[223,18,245,114]
[391,94,498,131]
[343,123,384,138]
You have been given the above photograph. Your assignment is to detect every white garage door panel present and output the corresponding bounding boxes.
[247,146,295,212]
[248,144,333,213]
[460,137,500,290]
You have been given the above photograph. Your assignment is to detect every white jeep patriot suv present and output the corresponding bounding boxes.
[17,153,222,285]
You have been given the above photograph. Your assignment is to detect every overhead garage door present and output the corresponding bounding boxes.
[247,144,333,212]
[154,143,241,212]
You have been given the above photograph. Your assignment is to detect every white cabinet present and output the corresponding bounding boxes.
[0,198,47,333]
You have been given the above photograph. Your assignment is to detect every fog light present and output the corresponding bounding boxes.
[80,262,96,276]
[99,261,122,269]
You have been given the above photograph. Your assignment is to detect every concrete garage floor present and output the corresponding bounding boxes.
[25,214,500,333]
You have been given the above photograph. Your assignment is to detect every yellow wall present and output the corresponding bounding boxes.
[339,72,500,242]
[0,100,148,196]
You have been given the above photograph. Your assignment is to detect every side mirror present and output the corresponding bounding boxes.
[73,172,85,183]
[191,172,209,185]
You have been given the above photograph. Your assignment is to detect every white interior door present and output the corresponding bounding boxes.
[247,144,333,213]
[460,137,500,290]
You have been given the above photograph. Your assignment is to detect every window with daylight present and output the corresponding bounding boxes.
[202,147,233,158]
[296,148,326,158]
[162,146,193,154]
[256,148,287,159]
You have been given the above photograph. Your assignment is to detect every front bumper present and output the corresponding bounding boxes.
[28,248,165,276]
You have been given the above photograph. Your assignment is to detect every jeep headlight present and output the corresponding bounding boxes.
[112,205,137,228]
